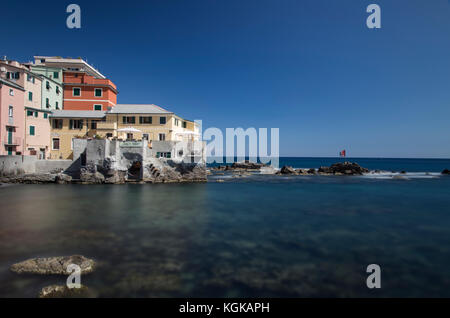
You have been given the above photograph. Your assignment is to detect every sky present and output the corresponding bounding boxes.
[1,0,450,158]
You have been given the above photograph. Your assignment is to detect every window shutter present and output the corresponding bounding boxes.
[69,120,73,129]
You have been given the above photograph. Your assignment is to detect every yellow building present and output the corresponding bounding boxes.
[49,104,200,159]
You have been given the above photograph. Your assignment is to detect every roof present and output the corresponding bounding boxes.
[50,110,106,119]
[33,56,106,79]
[107,104,173,114]
[0,78,25,91]
[25,106,52,113]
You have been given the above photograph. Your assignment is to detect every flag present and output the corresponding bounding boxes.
[339,150,346,157]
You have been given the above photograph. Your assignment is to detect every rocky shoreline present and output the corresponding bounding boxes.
[212,161,450,177]
[1,162,449,185]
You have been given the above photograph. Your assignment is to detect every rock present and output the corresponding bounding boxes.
[10,255,95,275]
[328,162,369,175]
[307,168,317,175]
[442,169,450,175]
[231,161,267,170]
[276,166,297,175]
[400,171,407,174]
[55,173,72,184]
[39,285,95,298]
[80,169,105,184]
[318,166,332,174]
[104,170,126,184]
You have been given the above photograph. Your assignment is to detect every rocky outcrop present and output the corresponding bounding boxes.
[103,170,127,184]
[39,285,94,298]
[213,161,269,171]
[276,166,297,175]
[143,162,207,183]
[275,162,369,176]
[80,167,105,184]
[442,169,450,175]
[10,255,95,275]
[55,173,72,184]
[318,162,369,175]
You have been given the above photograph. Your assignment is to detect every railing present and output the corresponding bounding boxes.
[4,136,21,146]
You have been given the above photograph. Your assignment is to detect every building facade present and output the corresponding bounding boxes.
[49,104,200,160]
[0,60,43,112]
[49,110,106,159]
[0,78,25,155]
[24,107,52,159]
[62,71,117,111]
[30,65,63,111]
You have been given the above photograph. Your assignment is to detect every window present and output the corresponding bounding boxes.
[69,119,83,129]
[106,133,113,138]
[46,81,50,90]
[91,121,97,129]
[157,152,171,158]
[94,88,102,97]
[139,116,152,124]
[94,104,102,111]
[27,110,34,117]
[52,119,63,129]
[27,74,31,81]
[9,89,13,96]
[122,116,135,124]
[160,117,166,125]
[73,88,81,96]
[175,118,179,126]
[55,101,59,109]
[53,72,59,79]
[28,92,33,101]
[182,121,187,128]
[56,86,60,94]
[46,98,50,108]
[34,112,38,118]
[29,126,35,136]
[52,138,60,150]
[8,106,13,118]
[44,113,48,119]
[159,133,166,141]
[142,134,149,140]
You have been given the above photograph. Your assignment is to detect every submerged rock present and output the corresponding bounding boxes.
[39,285,95,298]
[10,255,95,275]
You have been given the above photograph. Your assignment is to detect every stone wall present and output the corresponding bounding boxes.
[0,155,73,176]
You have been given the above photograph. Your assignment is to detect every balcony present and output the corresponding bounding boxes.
[4,136,21,146]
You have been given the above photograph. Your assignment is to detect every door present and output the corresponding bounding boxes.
[40,149,45,160]
[7,127,13,145]
[7,147,12,156]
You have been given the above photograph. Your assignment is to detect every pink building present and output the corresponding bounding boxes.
[0,78,25,155]
[24,107,51,158]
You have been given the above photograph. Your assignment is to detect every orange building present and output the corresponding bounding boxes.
[63,71,117,111]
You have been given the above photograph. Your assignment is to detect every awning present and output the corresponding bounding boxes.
[117,127,142,133]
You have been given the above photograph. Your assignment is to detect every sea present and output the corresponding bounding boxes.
[0,157,449,297]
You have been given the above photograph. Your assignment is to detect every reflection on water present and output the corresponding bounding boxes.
[1,176,450,297]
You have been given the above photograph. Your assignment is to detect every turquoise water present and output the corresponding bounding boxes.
[1,158,450,297]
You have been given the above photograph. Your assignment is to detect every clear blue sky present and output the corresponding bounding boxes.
[2,0,449,158]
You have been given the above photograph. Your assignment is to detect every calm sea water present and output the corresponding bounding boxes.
[1,158,450,297]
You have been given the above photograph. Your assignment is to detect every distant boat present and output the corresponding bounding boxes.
[339,150,346,158]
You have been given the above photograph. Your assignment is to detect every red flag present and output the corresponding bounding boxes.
[340,150,346,157]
